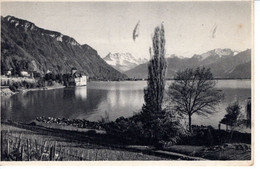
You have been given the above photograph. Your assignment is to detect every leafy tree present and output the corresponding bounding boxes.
[10,59,30,76]
[220,101,241,130]
[37,78,46,87]
[168,67,224,131]
[246,98,251,127]
[238,97,251,128]
[33,72,42,78]
[44,73,56,81]
[1,60,8,75]
[142,24,167,116]
[56,74,63,83]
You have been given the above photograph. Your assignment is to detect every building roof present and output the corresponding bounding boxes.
[72,71,87,78]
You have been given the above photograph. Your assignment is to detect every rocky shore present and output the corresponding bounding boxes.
[0,87,17,97]
[35,116,104,130]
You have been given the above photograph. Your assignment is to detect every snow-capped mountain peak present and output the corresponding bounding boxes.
[103,53,148,72]
[167,54,184,59]
[200,48,234,60]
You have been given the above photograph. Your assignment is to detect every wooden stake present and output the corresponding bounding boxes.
[49,146,54,161]
[1,132,3,160]
[35,139,38,151]
[81,151,84,161]
[42,141,46,153]
[7,138,10,159]
[17,134,22,150]
[95,149,98,161]
[27,139,30,161]
[21,145,24,161]
[75,149,78,160]
[53,141,57,160]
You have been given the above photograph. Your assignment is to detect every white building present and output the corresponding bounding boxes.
[74,74,87,86]
[20,71,30,77]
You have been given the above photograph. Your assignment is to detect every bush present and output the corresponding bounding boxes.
[220,101,241,130]
[9,84,17,92]
[9,80,38,91]
[37,78,45,87]
[9,82,21,92]
[104,109,188,147]
[47,80,53,86]
[178,125,251,146]
[13,82,21,88]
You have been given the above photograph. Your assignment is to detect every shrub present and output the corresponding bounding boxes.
[104,109,187,147]
[37,78,46,87]
[9,84,17,92]
[47,80,53,86]
[9,80,38,91]
[220,101,241,130]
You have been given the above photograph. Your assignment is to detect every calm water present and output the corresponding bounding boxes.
[1,80,251,129]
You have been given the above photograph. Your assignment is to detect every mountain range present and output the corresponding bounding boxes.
[103,52,148,72]
[1,15,127,80]
[124,48,251,79]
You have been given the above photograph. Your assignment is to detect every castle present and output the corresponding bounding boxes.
[64,68,88,86]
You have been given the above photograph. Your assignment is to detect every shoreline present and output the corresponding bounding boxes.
[19,85,65,92]
[1,85,65,97]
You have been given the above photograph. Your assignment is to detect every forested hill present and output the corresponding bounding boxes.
[1,15,127,80]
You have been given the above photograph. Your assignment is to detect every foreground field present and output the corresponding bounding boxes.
[0,122,251,161]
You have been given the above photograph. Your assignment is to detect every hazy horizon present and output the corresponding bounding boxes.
[1,1,251,59]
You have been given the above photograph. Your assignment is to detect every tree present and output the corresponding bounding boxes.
[168,67,224,131]
[142,24,167,115]
[220,102,241,131]
[44,73,56,81]
[245,98,251,128]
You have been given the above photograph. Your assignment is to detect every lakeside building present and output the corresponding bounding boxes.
[20,70,30,77]
[63,67,88,86]
[4,70,12,77]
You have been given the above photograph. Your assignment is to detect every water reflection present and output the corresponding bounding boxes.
[75,86,88,100]
[86,89,144,121]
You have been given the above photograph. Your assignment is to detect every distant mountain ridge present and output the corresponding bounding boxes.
[1,15,127,80]
[103,52,148,72]
[125,49,251,79]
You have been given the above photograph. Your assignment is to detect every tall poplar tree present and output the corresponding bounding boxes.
[143,24,167,115]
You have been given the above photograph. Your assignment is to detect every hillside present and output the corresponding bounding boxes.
[125,49,251,79]
[1,15,127,80]
[226,61,251,79]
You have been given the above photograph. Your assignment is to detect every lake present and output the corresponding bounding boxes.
[1,80,251,130]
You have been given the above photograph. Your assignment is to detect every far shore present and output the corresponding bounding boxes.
[89,78,251,82]
[1,77,251,97]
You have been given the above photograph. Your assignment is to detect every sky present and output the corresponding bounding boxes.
[1,1,252,59]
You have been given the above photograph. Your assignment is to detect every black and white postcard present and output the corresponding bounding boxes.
[0,0,253,165]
